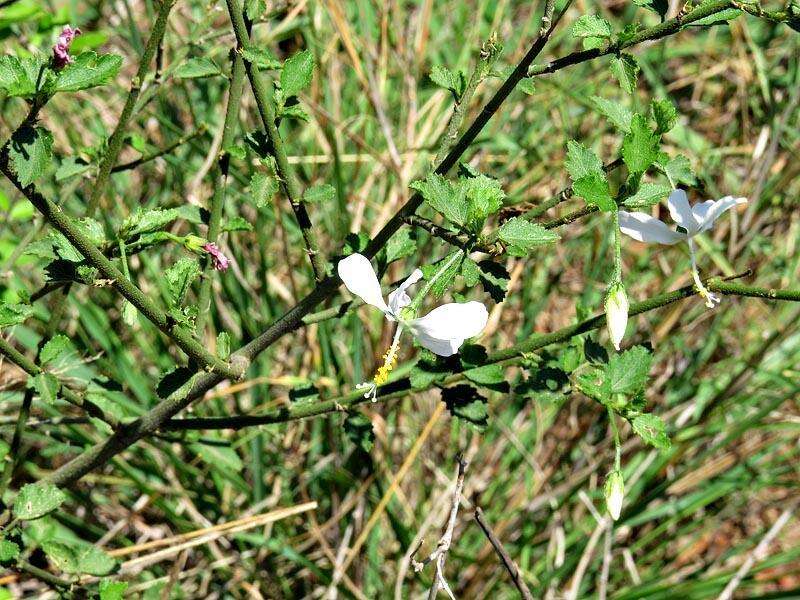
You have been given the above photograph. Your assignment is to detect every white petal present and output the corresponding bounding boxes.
[667,189,699,234]
[695,196,747,233]
[388,268,423,314]
[618,211,684,245]
[337,253,389,313]
[410,301,488,357]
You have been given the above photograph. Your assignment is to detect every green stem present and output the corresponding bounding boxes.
[110,125,206,173]
[196,37,248,334]
[86,0,177,215]
[611,209,622,282]
[608,408,622,470]
[224,0,327,282]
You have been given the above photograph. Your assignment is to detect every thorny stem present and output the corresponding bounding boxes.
[86,0,177,215]
[37,0,757,488]
[224,0,327,282]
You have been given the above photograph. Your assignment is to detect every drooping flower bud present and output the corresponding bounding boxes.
[52,25,81,69]
[202,243,230,272]
[604,470,624,521]
[605,281,629,352]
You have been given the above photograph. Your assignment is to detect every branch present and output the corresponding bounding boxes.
[86,0,177,215]
[224,0,327,281]
[110,126,206,173]
[474,505,534,600]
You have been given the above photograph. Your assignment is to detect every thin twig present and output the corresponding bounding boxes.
[474,505,534,600]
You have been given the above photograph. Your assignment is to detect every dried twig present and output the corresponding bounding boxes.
[412,455,468,600]
[473,505,534,600]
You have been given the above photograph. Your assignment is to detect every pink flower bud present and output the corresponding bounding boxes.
[203,243,230,272]
[52,26,81,69]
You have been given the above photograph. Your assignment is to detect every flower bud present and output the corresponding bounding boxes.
[183,235,208,253]
[605,282,629,351]
[604,470,624,521]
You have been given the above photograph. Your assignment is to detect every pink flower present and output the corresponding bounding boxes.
[52,25,81,69]
[203,243,230,271]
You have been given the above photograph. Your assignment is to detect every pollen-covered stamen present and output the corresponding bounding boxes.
[688,239,719,308]
[373,325,403,385]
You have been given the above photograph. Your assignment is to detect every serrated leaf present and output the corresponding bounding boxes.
[244,0,267,20]
[464,363,508,392]
[13,482,67,520]
[0,540,20,562]
[592,95,632,132]
[651,98,677,134]
[99,580,128,600]
[572,14,612,49]
[420,250,463,298]
[54,53,122,92]
[55,156,91,181]
[477,260,509,303]
[165,258,200,307]
[280,50,314,98]
[497,217,559,254]
[250,172,279,207]
[441,384,488,432]
[610,53,639,94]
[303,183,336,204]
[0,303,33,328]
[689,7,741,26]
[460,257,480,287]
[565,140,603,181]
[410,173,468,227]
[122,301,138,326]
[43,540,117,576]
[190,438,243,471]
[9,125,53,187]
[604,345,652,396]
[663,154,697,186]
[121,207,180,237]
[279,104,310,121]
[622,114,659,174]
[631,413,671,450]
[39,334,77,366]
[222,216,253,232]
[623,182,671,208]
[518,77,536,95]
[462,174,505,229]
[241,47,282,70]
[429,65,465,96]
[573,172,616,211]
[174,57,221,79]
[29,372,60,405]
[344,412,374,453]
[385,228,416,264]
[0,55,37,97]
[632,0,669,17]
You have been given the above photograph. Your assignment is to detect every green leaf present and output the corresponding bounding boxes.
[250,172,279,208]
[0,303,33,328]
[0,540,20,562]
[461,174,505,230]
[622,114,659,174]
[241,47,282,70]
[632,0,668,17]
[280,50,314,97]
[122,301,138,326]
[651,98,677,134]
[190,438,243,471]
[565,140,603,181]
[477,260,509,303]
[420,251,463,298]
[518,77,536,95]
[121,207,180,237]
[623,182,671,208]
[573,172,616,211]
[8,125,53,187]
[55,156,91,181]
[610,53,640,94]
[39,334,77,366]
[496,217,560,254]
[592,95,632,132]
[29,372,60,405]
[410,355,452,389]
[429,65,465,96]
[157,366,195,400]
[54,52,122,92]
[464,363,508,392]
[303,183,336,204]
[99,580,128,600]
[410,173,468,227]
[690,7,741,26]
[0,55,37,97]
[222,216,253,232]
[343,412,374,452]
[441,384,488,432]
[572,15,612,49]
[279,103,310,121]
[216,332,230,360]
[13,482,67,520]
[165,258,200,307]
[604,345,652,396]
[460,257,480,287]
[631,413,671,450]
[43,540,117,576]
[385,228,416,264]
[174,57,221,79]
[662,154,697,186]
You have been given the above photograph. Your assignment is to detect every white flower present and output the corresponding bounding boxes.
[619,190,746,308]
[605,282,628,352]
[338,253,489,398]
[604,470,624,521]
